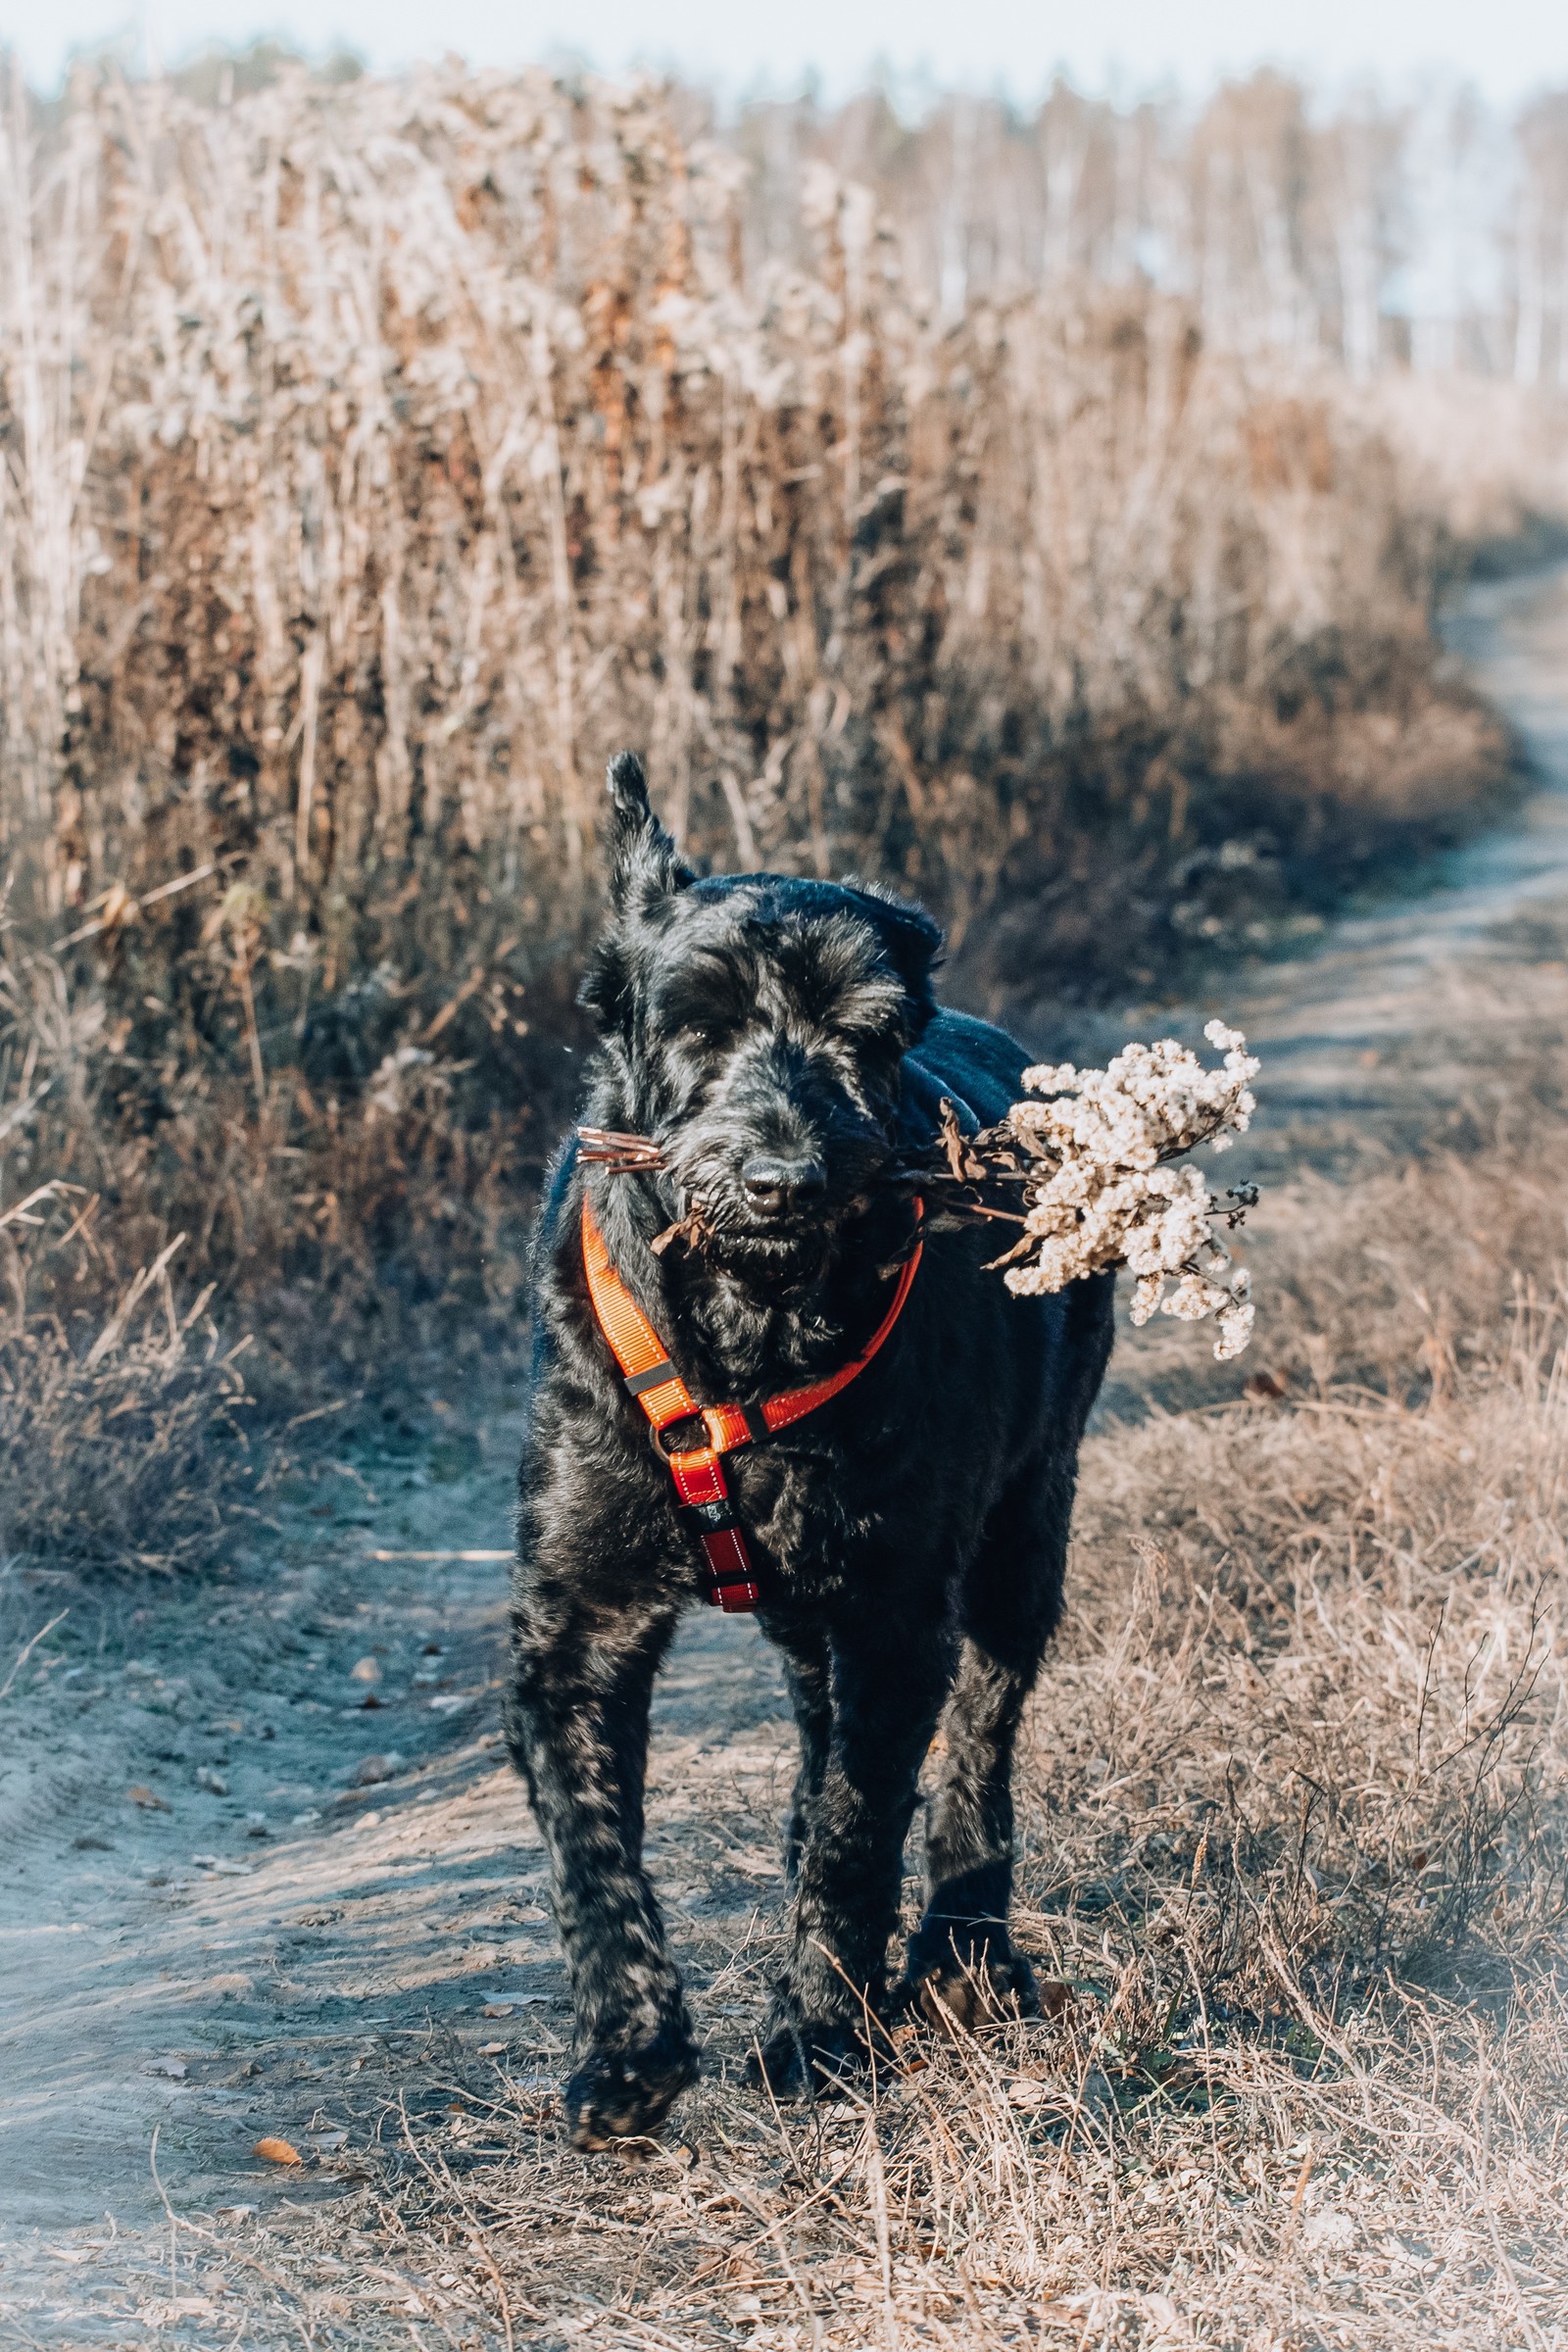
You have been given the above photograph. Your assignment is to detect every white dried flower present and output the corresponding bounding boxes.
[368,1043,434,1117]
[996,1022,1259,1358]
[1130,1273,1164,1326]
[1214,1300,1256,1360]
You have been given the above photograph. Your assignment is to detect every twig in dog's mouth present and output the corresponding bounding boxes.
[576,1129,707,1253]
[576,1116,1032,1237]
[650,1207,711,1257]
[576,1126,666,1172]
[575,1020,1262,1357]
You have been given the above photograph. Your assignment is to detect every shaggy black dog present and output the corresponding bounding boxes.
[507,754,1115,2149]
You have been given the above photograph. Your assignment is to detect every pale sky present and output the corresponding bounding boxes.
[7,0,1568,109]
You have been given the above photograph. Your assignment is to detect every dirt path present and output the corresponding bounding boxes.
[0,1409,805,2341]
[4,562,1567,2345]
[1225,562,1568,1147]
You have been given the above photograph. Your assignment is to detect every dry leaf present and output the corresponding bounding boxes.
[1302,2210,1356,2252]
[99,881,137,932]
[479,2039,509,2055]
[253,2136,304,2167]
[350,1655,381,1682]
[126,1785,170,1810]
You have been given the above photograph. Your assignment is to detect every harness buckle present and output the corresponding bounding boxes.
[650,1413,708,1464]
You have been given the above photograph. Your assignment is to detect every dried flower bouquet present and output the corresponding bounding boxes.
[927,1023,1260,1358]
[579,1023,1260,1357]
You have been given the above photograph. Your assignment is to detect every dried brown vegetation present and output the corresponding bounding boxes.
[0,59,1526,1381]
[0,1211,257,1573]
[106,1271,1567,2345]
[64,994,1563,2347]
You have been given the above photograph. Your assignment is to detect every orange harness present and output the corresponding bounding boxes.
[580,1197,923,1611]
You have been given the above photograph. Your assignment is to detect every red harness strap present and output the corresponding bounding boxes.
[580,1197,923,1611]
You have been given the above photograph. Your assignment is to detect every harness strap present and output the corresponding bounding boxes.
[579,1196,923,1611]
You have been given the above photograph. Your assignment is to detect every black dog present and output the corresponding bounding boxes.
[507,754,1114,2149]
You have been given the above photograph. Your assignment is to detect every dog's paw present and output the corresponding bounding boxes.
[748,2014,871,2101]
[564,2024,700,2151]
[900,1924,1040,2034]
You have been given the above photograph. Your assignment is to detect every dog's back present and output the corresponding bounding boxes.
[900,1005,1035,1140]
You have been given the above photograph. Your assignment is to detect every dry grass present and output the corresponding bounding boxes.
[1251,1145,1568,1406]
[0,1222,258,1574]
[0,931,271,1570]
[107,1084,1567,2348]
[19,61,1507,947]
[0,56,1529,1384]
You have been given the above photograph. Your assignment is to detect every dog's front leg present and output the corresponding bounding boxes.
[508,1588,695,2149]
[756,1615,948,2094]
[904,1634,1043,2028]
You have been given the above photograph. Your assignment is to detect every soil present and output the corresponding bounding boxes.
[3,561,1567,2345]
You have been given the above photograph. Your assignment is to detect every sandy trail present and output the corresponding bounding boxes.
[0,1409,800,2341]
[3,562,1567,2343]
[1228,563,1568,1141]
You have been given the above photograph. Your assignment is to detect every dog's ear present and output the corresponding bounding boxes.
[581,754,691,1036]
[847,881,944,1036]
[605,752,690,913]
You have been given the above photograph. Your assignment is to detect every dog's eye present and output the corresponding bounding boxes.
[677,1011,735,1047]
[655,957,751,1047]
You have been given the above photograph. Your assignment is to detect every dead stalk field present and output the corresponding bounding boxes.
[1,567,1565,2350]
[4,60,1568,2350]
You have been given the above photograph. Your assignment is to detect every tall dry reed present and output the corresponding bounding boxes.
[0,55,1530,1364]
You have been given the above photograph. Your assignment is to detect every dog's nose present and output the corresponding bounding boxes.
[741,1152,827,1216]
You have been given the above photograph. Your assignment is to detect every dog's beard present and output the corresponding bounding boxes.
[708,1221,837,1286]
[675,1195,842,1287]
[659,1155,875,1291]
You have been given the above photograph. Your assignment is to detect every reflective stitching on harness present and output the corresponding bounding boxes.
[580,1195,923,1611]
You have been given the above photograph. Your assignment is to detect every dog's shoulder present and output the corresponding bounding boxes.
[527,1134,593,1389]
[532,1131,582,1266]
[899,1008,1029,1142]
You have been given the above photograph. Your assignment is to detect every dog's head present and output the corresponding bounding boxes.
[581,753,941,1281]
